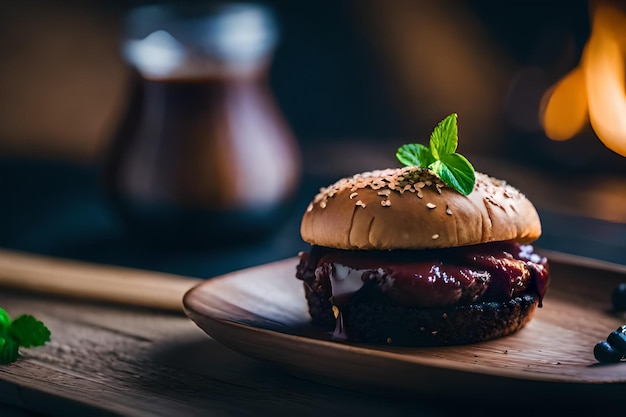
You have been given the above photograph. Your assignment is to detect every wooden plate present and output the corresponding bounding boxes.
[183,251,626,405]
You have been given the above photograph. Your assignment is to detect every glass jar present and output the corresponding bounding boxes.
[102,2,301,247]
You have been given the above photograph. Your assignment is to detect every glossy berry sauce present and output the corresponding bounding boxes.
[296,242,550,310]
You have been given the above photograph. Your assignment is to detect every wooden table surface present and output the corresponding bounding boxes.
[0,252,623,417]
[1,288,439,417]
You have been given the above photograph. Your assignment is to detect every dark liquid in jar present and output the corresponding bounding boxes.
[102,72,300,247]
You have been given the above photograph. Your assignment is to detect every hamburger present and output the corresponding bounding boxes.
[295,114,550,346]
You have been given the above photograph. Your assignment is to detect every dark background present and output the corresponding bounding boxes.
[0,0,602,159]
[1,0,624,279]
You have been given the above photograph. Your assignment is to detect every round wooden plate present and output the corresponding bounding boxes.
[183,251,626,405]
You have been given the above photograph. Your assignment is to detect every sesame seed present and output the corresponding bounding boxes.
[432,234,439,239]
[426,203,436,209]
[306,203,313,212]
[349,192,358,199]
[386,337,392,344]
[417,190,423,199]
[442,312,448,319]
[320,201,327,209]
[381,199,391,207]
[446,208,452,215]
[356,200,366,208]
[309,167,449,210]
[431,330,438,335]
[377,189,391,197]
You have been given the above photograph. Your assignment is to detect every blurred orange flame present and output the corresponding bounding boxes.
[540,0,626,157]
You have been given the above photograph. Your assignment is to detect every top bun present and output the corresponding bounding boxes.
[300,167,541,250]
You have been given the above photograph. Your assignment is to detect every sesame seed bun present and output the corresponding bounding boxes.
[301,167,542,250]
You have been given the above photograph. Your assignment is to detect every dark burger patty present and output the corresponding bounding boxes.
[327,290,537,345]
[296,242,549,343]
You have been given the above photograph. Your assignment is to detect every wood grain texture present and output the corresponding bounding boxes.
[0,290,457,417]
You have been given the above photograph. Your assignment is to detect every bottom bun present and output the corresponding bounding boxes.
[304,285,538,346]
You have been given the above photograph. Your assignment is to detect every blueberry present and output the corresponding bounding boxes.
[611,283,626,311]
[608,328,626,355]
[594,341,624,363]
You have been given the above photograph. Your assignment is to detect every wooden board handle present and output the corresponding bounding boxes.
[0,249,199,312]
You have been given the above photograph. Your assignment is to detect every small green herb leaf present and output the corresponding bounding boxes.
[431,154,476,196]
[0,308,50,365]
[396,113,476,195]
[396,143,435,167]
[9,315,51,347]
[0,308,11,334]
[429,113,458,159]
[0,338,19,364]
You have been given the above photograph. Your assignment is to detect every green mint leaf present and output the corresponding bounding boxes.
[431,153,476,196]
[396,113,476,195]
[0,308,11,334]
[396,143,435,168]
[9,315,51,347]
[0,338,19,364]
[429,113,458,159]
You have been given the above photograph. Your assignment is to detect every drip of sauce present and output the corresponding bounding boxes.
[332,312,348,340]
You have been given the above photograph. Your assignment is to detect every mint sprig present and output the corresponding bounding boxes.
[396,113,476,195]
[0,307,50,364]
